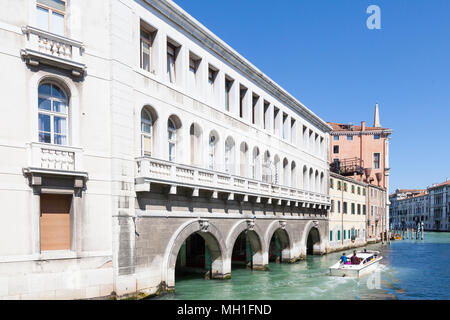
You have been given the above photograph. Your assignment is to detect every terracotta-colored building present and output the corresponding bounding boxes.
[328,104,392,190]
[328,104,393,242]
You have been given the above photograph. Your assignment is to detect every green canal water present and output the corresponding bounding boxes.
[154,232,450,300]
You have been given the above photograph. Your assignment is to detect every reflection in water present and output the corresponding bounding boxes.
[153,232,450,300]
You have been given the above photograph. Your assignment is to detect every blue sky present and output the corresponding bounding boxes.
[172,0,450,192]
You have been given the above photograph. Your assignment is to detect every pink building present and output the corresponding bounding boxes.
[328,104,392,190]
[328,104,393,241]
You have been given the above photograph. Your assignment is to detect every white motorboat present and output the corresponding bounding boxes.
[329,250,383,278]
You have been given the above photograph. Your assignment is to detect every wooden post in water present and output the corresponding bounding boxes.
[421,223,424,240]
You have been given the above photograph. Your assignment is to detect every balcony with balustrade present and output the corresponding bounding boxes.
[20,26,86,77]
[135,157,330,209]
[23,142,87,188]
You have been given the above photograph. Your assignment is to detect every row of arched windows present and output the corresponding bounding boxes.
[35,81,327,194]
[140,106,326,193]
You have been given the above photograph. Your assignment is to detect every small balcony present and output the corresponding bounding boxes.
[135,157,330,208]
[20,26,86,77]
[330,157,364,177]
[23,142,87,188]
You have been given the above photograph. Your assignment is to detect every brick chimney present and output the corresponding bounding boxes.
[361,121,366,131]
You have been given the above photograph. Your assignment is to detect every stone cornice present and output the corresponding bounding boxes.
[140,0,332,133]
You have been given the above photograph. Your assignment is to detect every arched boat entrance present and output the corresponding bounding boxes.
[306,227,321,256]
[231,230,263,270]
[268,228,291,263]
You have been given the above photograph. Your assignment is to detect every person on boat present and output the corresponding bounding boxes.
[340,253,348,264]
[350,250,360,265]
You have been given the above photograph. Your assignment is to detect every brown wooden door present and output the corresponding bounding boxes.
[40,194,72,251]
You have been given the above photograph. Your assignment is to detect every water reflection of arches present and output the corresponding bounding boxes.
[226,220,265,270]
[164,220,228,288]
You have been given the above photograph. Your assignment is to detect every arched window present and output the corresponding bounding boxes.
[303,166,308,190]
[225,137,235,174]
[291,161,297,188]
[38,82,69,145]
[208,132,218,170]
[252,147,260,180]
[239,142,249,177]
[262,151,271,183]
[190,123,203,166]
[274,155,280,185]
[168,118,176,161]
[283,158,289,186]
[141,109,153,156]
[309,168,314,192]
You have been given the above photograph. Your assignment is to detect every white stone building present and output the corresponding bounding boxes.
[0,0,332,299]
[390,180,450,232]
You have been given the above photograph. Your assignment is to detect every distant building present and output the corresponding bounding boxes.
[389,180,450,231]
[328,104,392,190]
[327,104,392,242]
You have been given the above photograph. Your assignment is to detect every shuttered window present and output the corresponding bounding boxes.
[40,194,72,251]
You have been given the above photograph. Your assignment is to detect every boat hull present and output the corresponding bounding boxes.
[329,257,382,278]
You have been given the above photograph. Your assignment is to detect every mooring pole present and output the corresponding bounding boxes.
[421,222,424,240]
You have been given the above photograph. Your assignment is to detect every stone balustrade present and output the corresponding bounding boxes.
[28,142,83,172]
[21,26,86,77]
[135,156,330,207]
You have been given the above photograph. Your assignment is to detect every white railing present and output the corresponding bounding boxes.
[21,26,85,75]
[28,142,83,172]
[136,157,330,205]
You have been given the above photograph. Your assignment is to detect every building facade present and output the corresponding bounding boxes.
[390,180,450,232]
[327,105,392,242]
[0,0,332,299]
[328,173,367,251]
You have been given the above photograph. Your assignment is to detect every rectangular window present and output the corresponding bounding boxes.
[40,194,72,251]
[167,39,180,84]
[273,107,280,136]
[363,205,366,215]
[337,181,342,191]
[140,23,156,72]
[263,101,270,130]
[36,0,66,36]
[282,113,288,140]
[225,77,233,112]
[333,145,339,154]
[344,230,346,240]
[344,183,348,192]
[357,187,361,195]
[351,185,355,193]
[373,153,381,169]
[239,85,247,118]
[330,178,334,189]
[374,135,380,140]
[338,230,341,241]
[208,65,218,100]
[334,135,339,141]
[290,118,296,144]
[330,231,333,242]
[188,52,201,90]
[347,135,353,141]
[357,204,361,214]
[252,94,259,125]
[338,201,341,213]
[331,200,334,213]
[343,202,348,214]
[351,203,355,214]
